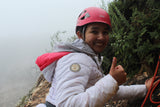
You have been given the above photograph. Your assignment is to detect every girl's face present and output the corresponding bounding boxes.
[84,23,109,54]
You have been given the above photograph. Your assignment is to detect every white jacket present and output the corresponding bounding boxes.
[36,39,147,107]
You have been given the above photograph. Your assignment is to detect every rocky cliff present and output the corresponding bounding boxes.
[16,74,51,107]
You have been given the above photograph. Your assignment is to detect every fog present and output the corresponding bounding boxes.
[0,0,112,106]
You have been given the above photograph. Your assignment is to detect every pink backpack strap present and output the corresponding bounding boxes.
[36,52,71,71]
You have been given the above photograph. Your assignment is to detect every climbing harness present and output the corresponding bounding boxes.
[141,55,160,107]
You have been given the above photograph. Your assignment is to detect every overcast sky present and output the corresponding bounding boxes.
[0,0,113,106]
[0,0,112,66]
[0,0,113,74]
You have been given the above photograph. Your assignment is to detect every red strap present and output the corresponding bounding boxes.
[141,55,160,107]
[36,52,71,71]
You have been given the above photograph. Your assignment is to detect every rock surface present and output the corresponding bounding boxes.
[17,74,51,107]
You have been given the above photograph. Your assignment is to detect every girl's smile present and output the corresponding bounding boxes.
[84,22,110,53]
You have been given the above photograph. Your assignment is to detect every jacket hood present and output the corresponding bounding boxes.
[36,39,96,82]
[54,39,96,56]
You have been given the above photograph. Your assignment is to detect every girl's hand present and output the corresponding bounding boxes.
[145,76,160,90]
[109,57,127,85]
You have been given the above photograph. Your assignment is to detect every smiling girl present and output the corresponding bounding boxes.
[36,7,153,107]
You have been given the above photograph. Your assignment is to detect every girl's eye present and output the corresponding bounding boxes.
[103,31,109,35]
[91,31,98,34]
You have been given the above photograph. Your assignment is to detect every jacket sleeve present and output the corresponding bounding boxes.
[49,53,118,107]
[112,84,147,101]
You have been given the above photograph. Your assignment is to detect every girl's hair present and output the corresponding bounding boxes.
[76,26,84,33]
[76,25,87,40]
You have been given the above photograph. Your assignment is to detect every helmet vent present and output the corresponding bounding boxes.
[78,10,87,18]
[99,15,105,18]
[81,13,90,20]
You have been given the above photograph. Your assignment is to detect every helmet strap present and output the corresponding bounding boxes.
[82,25,87,41]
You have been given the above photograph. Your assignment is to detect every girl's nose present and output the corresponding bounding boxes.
[98,33,105,40]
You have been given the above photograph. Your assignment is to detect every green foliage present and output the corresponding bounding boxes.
[102,0,160,76]
[50,31,67,51]
[16,89,33,107]
[48,31,77,52]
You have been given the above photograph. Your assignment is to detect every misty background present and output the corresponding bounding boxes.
[0,0,112,106]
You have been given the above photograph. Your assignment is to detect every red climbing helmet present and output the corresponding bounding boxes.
[76,7,111,28]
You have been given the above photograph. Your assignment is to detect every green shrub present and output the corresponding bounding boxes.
[102,0,160,76]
